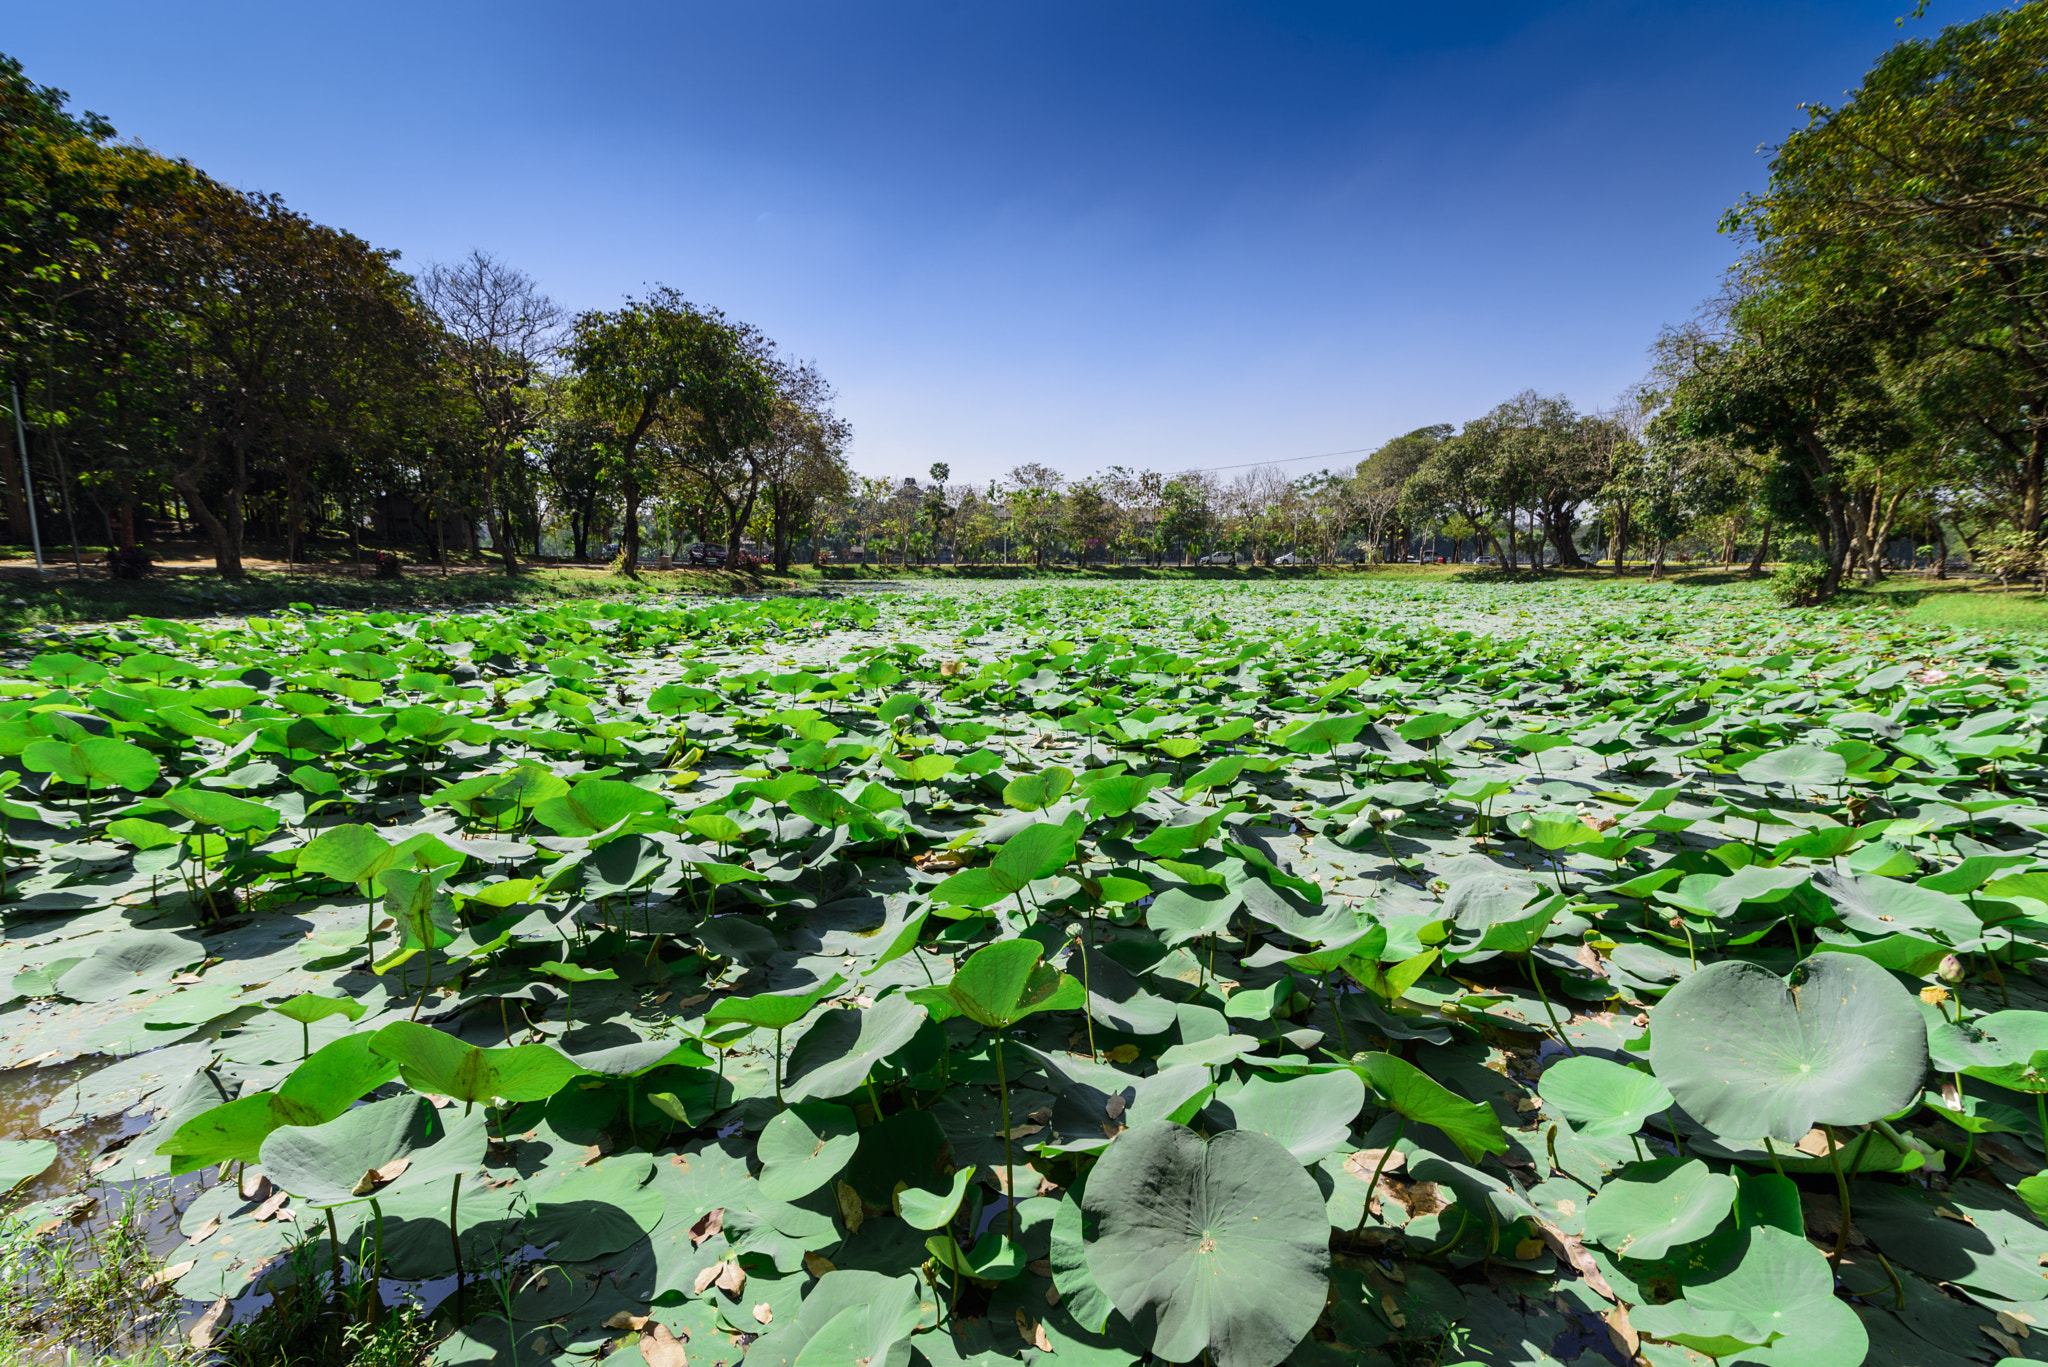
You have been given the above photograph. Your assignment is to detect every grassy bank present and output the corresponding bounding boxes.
[1831,576,2048,632]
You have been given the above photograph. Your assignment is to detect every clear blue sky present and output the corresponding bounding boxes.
[8,0,1963,484]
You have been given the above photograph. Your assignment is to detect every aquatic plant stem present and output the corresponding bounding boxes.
[449,1173,465,1325]
[996,1026,1016,1241]
[1354,1117,1405,1235]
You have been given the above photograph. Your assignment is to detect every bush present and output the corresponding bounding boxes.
[1975,526,2044,589]
[103,545,152,580]
[1771,560,1830,606]
[373,551,402,579]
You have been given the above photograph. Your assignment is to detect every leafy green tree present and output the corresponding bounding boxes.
[565,287,769,571]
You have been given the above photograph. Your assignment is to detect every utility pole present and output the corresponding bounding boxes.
[9,383,43,573]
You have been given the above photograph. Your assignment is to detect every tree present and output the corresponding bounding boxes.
[1064,479,1117,564]
[122,180,426,577]
[417,251,562,573]
[565,288,768,571]
[1727,3,2048,534]
[757,366,851,571]
[1156,477,1211,564]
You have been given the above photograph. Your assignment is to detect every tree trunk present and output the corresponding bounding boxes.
[1745,523,1771,579]
[483,502,517,574]
[1543,512,1583,569]
[170,444,244,579]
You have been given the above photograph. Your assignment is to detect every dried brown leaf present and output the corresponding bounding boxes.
[1534,1219,1615,1302]
[150,1259,195,1288]
[186,1216,220,1246]
[688,1207,725,1247]
[641,1321,690,1367]
[716,1260,748,1299]
[751,1302,772,1325]
[190,1297,229,1349]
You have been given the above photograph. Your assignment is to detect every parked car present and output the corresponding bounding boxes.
[1197,551,1236,565]
[1274,552,1313,566]
[686,542,728,565]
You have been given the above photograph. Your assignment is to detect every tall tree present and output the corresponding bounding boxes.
[565,287,768,571]
[416,250,562,573]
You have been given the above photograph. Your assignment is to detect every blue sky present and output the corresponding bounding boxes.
[9,1,1962,483]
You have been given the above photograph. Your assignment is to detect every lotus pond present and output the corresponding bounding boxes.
[0,576,2044,1367]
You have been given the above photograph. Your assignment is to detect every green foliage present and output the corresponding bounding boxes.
[0,579,2041,1367]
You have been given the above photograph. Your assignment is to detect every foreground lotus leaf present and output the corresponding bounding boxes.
[1083,1121,1329,1367]
[1647,954,1927,1143]
[369,1021,583,1108]
[1582,1156,1737,1261]
[260,1093,461,1206]
[1631,1226,1868,1367]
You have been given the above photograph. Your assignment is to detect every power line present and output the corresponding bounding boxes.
[1169,445,1376,476]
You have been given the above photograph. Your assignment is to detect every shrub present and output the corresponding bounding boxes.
[373,551,403,579]
[1770,560,1830,606]
[102,545,152,580]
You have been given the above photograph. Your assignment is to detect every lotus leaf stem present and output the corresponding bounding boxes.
[1354,1117,1405,1235]
[449,1173,465,1325]
[995,1026,1016,1240]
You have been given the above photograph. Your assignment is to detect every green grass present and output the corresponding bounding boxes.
[0,1188,193,1366]
[1832,577,2048,631]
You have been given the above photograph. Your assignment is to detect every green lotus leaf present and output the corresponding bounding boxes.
[1958,1009,2048,1093]
[783,991,928,1102]
[705,973,845,1032]
[894,1165,973,1230]
[531,778,665,836]
[753,1270,922,1367]
[24,734,161,792]
[1207,1070,1366,1164]
[368,1020,581,1107]
[158,1034,400,1173]
[756,1102,860,1201]
[1738,745,1848,789]
[260,1093,475,1207]
[1538,1056,1674,1139]
[1582,1156,1737,1261]
[1647,954,1927,1143]
[907,938,1082,1030]
[1050,1167,1116,1332]
[1349,1051,1506,1162]
[0,1139,57,1195]
[526,1157,666,1261]
[1630,1226,1865,1367]
[51,931,200,1003]
[1082,1122,1328,1367]
[296,823,398,886]
[158,786,279,834]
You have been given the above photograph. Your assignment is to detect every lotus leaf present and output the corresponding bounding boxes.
[1083,1122,1329,1367]
[1648,954,1927,1143]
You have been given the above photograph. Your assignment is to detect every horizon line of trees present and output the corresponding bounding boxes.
[7,0,2044,594]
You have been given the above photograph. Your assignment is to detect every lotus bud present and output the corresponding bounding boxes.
[1937,954,1965,984]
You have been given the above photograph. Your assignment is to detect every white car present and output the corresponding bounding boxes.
[1275,552,1313,566]
[1197,551,1236,565]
